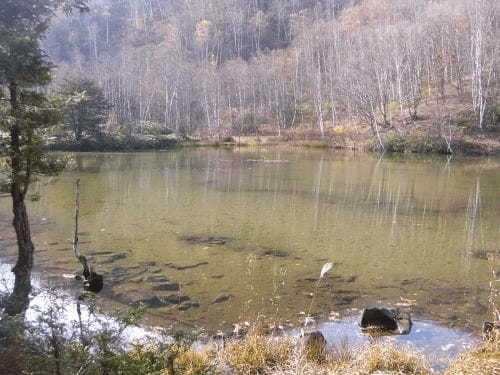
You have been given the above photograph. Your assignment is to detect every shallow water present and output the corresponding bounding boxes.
[0,262,476,372]
[308,317,477,372]
[0,149,499,332]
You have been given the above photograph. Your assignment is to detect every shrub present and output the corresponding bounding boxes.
[48,134,179,152]
[385,135,408,153]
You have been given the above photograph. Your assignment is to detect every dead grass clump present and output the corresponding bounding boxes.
[301,332,328,364]
[445,331,500,375]
[225,333,292,374]
[324,338,356,372]
[358,343,430,375]
[303,339,326,363]
[173,349,215,375]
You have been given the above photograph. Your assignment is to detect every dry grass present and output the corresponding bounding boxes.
[326,338,356,371]
[444,331,500,375]
[173,348,215,375]
[225,332,292,374]
[350,342,431,375]
[218,327,440,375]
[302,338,327,364]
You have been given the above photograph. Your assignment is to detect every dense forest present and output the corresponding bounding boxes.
[45,0,499,146]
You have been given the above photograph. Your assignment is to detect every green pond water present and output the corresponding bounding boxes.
[0,149,499,332]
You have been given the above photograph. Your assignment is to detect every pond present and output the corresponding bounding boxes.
[0,149,499,335]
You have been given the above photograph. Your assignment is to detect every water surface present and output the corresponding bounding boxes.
[0,149,499,332]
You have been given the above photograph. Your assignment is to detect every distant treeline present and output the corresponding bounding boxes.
[47,0,499,142]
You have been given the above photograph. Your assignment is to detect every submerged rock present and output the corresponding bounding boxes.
[146,275,169,283]
[165,261,209,270]
[400,278,421,286]
[163,295,190,304]
[360,307,412,335]
[152,283,180,291]
[88,251,114,256]
[139,261,157,267]
[178,301,200,311]
[129,276,144,283]
[179,235,229,245]
[212,294,232,304]
[137,294,190,308]
[335,295,357,306]
[99,252,128,264]
[261,248,289,258]
[110,266,127,275]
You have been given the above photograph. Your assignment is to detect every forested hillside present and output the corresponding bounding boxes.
[46,0,499,149]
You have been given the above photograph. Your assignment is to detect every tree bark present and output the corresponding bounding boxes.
[5,83,35,316]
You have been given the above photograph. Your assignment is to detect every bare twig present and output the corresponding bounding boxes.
[73,178,80,260]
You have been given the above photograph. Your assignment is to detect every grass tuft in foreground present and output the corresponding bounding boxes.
[225,329,292,374]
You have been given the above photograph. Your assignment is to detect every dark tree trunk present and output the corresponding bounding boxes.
[4,83,35,316]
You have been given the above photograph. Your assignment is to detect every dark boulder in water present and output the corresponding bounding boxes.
[83,272,103,294]
[360,307,412,335]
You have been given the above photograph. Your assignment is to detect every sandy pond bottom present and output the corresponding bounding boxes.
[0,262,477,372]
